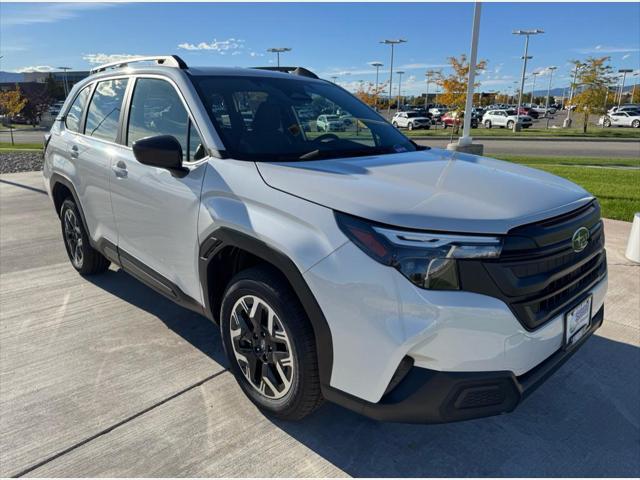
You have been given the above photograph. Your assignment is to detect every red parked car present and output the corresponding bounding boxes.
[517,107,539,119]
[442,111,478,129]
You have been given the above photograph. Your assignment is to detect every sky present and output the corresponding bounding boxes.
[1,2,639,95]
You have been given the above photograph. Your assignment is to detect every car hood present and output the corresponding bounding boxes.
[256,148,593,234]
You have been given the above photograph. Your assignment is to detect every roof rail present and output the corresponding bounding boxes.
[252,66,319,79]
[90,55,188,74]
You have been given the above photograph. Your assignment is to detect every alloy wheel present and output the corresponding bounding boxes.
[229,295,294,399]
[63,208,83,268]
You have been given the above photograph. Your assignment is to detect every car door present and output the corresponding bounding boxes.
[610,113,624,126]
[109,76,208,303]
[71,79,125,247]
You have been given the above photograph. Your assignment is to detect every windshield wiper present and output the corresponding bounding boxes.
[297,147,394,162]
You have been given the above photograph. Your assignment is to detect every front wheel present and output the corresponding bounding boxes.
[60,199,110,275]
[632,120,639,128]
[392,121,398,128]
[220,266,323,420]
[484,120,492,129]
[408,122,414,131]
[506,120,515,129]
[603,118,611,127]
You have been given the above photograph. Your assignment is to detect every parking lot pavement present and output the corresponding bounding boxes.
[1,171,639,477]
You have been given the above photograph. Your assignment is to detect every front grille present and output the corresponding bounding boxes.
[459,201,607,330]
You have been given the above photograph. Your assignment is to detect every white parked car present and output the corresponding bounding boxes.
[316,114,345,132]
[599,110,640,128]
[482,109,533,129]
[607,105,640,115]
[531,104,556,115]
[428,106,448,117]
[391,111,431,130]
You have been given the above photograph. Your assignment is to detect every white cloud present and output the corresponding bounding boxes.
[576,46,639,54]
[2,3,112,27]
[177,38,245,54]
[82,53,144,65]
[622,54,632,60]
[249,52,264,57]
[14,65,55,73]
[322,62,448,78]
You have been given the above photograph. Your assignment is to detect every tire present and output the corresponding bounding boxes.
[603,118,611,127]
[60,198,110,275]
[220,265,323,420]
[392,121,398,128]
[484,120,492,129]
[408,122,414,131]
[506,120,515,130]
[632,120,639,128]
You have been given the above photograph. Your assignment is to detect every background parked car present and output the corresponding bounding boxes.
[482,109,533,129]
[599,111,640,128]
[391,111,431,130]
[316,114,345,132]
[441,111,478,129]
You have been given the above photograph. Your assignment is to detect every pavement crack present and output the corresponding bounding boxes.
[13,369,228,477]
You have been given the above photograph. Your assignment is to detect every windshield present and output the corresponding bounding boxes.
[192,75,417,161]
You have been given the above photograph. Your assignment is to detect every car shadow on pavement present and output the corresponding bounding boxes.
[86,267,228,368]
[270,334,640,477]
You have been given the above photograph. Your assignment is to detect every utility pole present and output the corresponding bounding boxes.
[266,47,291,68]
[368,61,383,110]
[512,29,543,132]
[380,39,407,117]
[544,66,557,128]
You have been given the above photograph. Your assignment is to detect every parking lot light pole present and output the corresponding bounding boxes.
[380,39,407,116]
[512,29,543,132]
[544,66,557,128]
[368,61,383,110]
[57,66,71,97]
[618,69,633,107]
[424,70,435,110]
[530,71,539,105]
[396,71,405,113]
[632,72,638,102]
[564,63,582,128]
[457,1,482,148]
[266,47,291,68]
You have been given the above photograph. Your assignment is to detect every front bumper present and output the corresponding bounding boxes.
[325,305,603,424]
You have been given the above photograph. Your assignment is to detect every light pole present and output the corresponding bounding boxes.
[380,39,407,116]
[457,0,482,148]
[530,71,540,106]
[618,69,633,107]
[424,70,436,110]
[57,66,71,97]
[564,63,582,128]
[512,29,544,132]
[544,66,557,127]
[368,61,383,110]
[266,47,291,68]
[396,71,405,112]
[631,72,638,103]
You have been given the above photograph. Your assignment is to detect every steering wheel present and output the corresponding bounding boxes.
[313,133,340,143]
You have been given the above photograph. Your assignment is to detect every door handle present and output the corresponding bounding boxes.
[112,161,128,178]
[70,145,79,159]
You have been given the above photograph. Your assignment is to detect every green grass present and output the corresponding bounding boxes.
[494,155,639,221]
[494,155,640,168]
[403,127,640,138]
[0,142,43,151]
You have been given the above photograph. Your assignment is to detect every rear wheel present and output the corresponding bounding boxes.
[220,266,323,420]
[632,119,639,128]
[60,199,110,275]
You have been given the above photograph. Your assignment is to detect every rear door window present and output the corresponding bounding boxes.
[65,85,92,133]
[85,78,129,142]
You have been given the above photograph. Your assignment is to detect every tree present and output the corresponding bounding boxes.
[21,85,52,127]
[570,57,615,133]
[0,87,28,145]
[435,54,487,133]
[354,81,388,110]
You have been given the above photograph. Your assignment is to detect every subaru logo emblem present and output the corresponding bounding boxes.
[572,227,590,252]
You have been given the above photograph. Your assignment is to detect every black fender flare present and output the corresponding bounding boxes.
[49,173,91,236]
[199,227,334,388]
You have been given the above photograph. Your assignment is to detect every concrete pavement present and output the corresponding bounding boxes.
[1,171,638,477]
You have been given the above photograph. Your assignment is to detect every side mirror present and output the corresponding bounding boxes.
[132,135,184,171]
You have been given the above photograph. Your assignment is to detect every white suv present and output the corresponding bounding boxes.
[483,109,533,129]
[43,57,607,423]
[392,111,431,130]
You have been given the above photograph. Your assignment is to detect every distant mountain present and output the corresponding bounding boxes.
[0,71,25,83]
[527,84,638,97]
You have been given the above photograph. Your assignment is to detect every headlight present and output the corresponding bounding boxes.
[335,212,502,290]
